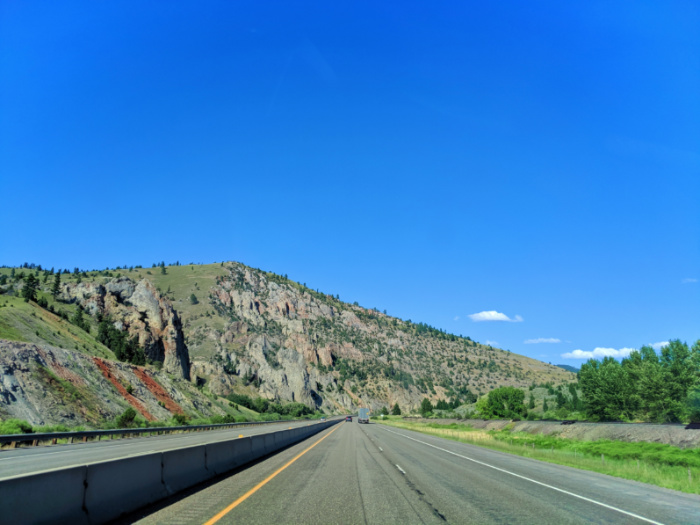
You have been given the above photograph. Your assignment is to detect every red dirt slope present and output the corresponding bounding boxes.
[92,357,155,421]
[132,368,184,415]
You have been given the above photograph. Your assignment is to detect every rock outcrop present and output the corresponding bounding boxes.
[0,340,218,426]
[61,278,190,379]
[0,261,576,422]
[191,263,576,412]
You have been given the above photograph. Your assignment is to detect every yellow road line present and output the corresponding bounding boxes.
[203,424,342,525]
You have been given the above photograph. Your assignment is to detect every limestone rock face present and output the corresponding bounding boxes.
[200,266,395,411]
[62,278,190,380]
[195,262,577,414]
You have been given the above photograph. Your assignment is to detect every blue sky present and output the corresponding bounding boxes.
[1,1,698,364]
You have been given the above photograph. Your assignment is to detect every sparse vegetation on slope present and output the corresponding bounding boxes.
[0,261,576,423]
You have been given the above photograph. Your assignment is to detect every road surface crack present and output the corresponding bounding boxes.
[359,425,446,523]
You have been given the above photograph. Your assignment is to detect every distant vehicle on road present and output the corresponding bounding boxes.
[345,416,352,422]
[358,408,370,424]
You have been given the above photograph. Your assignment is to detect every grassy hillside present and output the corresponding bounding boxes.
[0,263,228,359]
[0,294,114,359]
[119,263,229,358]
[0,262,576,412]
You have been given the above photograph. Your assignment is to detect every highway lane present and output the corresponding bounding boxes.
[130,421,700,525]
[0,419,326,480]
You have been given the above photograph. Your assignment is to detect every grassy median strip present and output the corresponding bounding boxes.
[377,419,700,495]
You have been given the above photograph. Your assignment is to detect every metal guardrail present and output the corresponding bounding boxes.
[0,419,316,448]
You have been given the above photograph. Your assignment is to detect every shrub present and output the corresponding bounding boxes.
[0,419,34,435]
[115,407,137,428]
[172,414,189,426]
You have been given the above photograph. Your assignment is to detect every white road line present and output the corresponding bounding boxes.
[395,464,406,474]
[379,427,665,525]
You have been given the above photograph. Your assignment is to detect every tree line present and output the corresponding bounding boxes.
[579,340,700,423]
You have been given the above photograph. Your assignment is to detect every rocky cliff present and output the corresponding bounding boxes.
[61,278,190,379]
[187,263,575,412]
[0,262,576,422]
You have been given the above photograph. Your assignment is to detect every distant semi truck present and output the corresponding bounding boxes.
[358,407,370,424]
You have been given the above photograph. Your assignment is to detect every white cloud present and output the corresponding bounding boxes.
[453,316,460,321]
[561,347,636,360]
[524,338,561,344]
[485,340,499,347]
[682,278,698,284]
[468,310,523,322]
[651,341,669,350]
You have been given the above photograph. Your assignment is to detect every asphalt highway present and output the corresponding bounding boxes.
[0,420,324,480]
[130,421,700,525]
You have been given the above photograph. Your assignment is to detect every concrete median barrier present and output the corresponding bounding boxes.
[264,431,276,451]
[84,453,166,524]
[250,433,267,461]
[206,436,252,475]
[1,419,340,524]
[0,466,89,525]
[163,445,211,495]
[276,430,292,448]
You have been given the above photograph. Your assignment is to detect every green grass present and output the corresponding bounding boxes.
[0,295,114,358]
[0,263,230,359]
[379,419,700,495]
[100,263,228,358]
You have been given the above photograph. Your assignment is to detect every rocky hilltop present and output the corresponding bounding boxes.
[188,263,574,412]
[0,262,575,422]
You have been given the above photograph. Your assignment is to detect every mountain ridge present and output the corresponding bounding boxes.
[0,261,575,424]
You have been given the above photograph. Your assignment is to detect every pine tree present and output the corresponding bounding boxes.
[391,403,401,415]
[21,274,38,302]
[51,272,61,299]
[70,306,90,332]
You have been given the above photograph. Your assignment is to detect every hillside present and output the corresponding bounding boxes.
[0,262,575,422]
[0,340,237,427]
